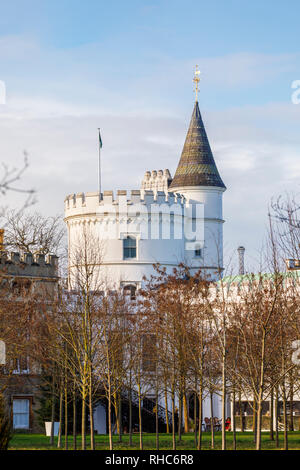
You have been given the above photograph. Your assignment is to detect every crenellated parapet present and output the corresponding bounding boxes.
[64,189,186,221]
[0,251,58,278]
[64,189,193,247]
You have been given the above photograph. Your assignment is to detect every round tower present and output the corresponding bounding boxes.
[64,73,226,287]
[64,190,193,291]
[169,98,226,277]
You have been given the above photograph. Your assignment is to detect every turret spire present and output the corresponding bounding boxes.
[169,81,225,190]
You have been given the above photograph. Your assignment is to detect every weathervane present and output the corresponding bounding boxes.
[193,65,201,102]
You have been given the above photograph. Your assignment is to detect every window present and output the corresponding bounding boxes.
[124,284,137,300]
[194,246,202,257]
[13,399,30,429]
[142,334,156,372]
[13,356,29,374]
[123,236,136,259]
[12,279,31,296]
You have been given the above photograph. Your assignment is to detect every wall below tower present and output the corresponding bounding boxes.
[64,188,222,291]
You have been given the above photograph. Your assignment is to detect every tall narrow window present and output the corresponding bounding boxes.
[13,399,30,429]
[13,356,29,374]
[123,236,136,259]
[142,334,156,372]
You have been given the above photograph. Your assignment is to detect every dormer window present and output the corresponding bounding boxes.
[123,236,136,259]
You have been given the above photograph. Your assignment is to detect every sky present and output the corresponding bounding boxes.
[0,0,300,272]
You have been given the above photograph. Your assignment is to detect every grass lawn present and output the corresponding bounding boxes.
[8,431,300,450]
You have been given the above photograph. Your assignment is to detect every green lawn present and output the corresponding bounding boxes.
[8,431,300,450]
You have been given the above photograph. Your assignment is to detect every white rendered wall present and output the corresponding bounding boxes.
[64,189,215,290]
[171,186,225,276]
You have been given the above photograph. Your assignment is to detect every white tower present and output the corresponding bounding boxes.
[169,69,226,275]
[64,71,226,289]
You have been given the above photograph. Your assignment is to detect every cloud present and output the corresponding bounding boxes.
[1,34,298,113]
[0,35,299,270]
[199,52,298,87]
[1,99,300,271]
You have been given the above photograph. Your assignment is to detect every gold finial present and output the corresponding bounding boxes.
[193,65,201,102]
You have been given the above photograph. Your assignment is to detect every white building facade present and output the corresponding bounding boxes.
[64,97,227,431]
[64,100,226,293]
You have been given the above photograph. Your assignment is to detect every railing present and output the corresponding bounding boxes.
[122,387,172,424]
[94,386,173,425]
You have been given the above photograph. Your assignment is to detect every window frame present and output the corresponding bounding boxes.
[123,235,137,260]
[12,356,30,375]
[12,397,32,430]
[194,245,202,258]
[123,284,137,301]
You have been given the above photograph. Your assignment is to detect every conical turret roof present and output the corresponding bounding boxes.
[170,101,225,190]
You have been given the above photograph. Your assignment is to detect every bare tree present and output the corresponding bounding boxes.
[0,152,36,219]
[3,210,65,256]
[270,193,300,261]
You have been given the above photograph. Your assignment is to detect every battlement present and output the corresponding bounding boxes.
[0,251,58,278]
[64,189,186,218]
[141,169,172,193]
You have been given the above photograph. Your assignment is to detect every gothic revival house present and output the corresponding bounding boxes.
[64,87,227,431]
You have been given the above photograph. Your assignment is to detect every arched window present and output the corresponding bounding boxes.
[123,236,136,259]
[124,284,136,300]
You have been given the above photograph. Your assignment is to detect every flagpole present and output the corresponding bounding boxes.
[98,128,101,200]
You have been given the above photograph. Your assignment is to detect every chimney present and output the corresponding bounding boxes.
[237,246,245,275]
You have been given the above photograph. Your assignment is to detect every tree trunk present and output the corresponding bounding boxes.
[50,373,55,446]
[64,377,68,450]
[194,391,197,448]
[178,388,182,442]
[197,385,203,450]
[232,390,236,450]
[113,391,120,437]
[81,395,87,450]
[57,389,63,449]
[282,379,288,450]
[164,389,170,434]
[73,385,77,450]
[253,399,257,445]
[138,384,143,450]
[171,384,176,450]
[221,351,226,450]
[289,371,294,431]
[210,391,214,449]
[269,387,274,441]
[118,392,122,443]
[155,385,159,450]
[256,329,266,450]
[89,377,95,450]
[239,386,244,433]
[108,382,113,450]
[128,386,132,447]
[255,401,262,451]
[183,392,189,433]
[275,386,279,448]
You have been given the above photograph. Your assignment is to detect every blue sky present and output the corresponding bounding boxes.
[0,0,300,271]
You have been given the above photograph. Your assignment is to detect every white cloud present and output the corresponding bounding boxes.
[0,35,300,270]
[1,99,299,273]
